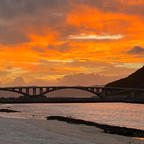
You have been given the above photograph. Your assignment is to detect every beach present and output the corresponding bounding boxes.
[0,117,143,144]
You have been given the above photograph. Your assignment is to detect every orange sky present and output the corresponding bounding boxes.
[0,0,144,86]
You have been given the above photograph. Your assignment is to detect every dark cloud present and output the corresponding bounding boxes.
[0,0,70,45]
[0,26,30,45]
[74,0,144,16]
[125,5,144,15]
[73,0,120,11]
[0,0,70,19]
[0,0,70,26]
[127,46,144,55]
[0,0,35,18]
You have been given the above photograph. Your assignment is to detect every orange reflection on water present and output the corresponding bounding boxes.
[135,138,144,140]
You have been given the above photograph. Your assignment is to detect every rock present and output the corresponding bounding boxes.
[0,109,20,113]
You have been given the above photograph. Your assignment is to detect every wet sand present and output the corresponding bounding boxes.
[0,117,144,144]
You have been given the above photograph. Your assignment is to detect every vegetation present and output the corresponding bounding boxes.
[106,66,144,88]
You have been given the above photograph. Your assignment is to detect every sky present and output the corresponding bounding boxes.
[0,0,144,86]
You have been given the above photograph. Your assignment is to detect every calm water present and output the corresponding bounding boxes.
[0,103,144,130]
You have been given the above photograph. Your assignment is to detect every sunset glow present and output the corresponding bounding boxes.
[68,34,124,40]
[0,0,144,86]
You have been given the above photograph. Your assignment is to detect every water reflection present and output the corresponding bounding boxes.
[132,137,144,144]
[136,138,144,140]
[0,103,144,130]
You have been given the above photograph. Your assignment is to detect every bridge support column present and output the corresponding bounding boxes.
[26,88,30,95]
[33,88,36,96]
[11,88,15,91]
[96,88,100,93]
[40,88,43,95]
[46,87,49,92]
[102,89,107,97]
[19,88,22,93]
[91,88,94,93]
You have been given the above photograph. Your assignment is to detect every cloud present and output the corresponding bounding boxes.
[3,72,126,86]
[0,26,30,45]
[127,46,144,54]
[0,0,144,86]
[0,0,70,45]
[57,73,125,86]
[48,42,71,52]
[73,0,121,12]
[0,61,138,87]
[9,77,26,86]
[31,47,45,53]
[68,33,123,40]
[73,0,144,16]
[0,0,70,19]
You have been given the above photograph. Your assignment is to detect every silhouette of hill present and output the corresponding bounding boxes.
[105,66,144,88]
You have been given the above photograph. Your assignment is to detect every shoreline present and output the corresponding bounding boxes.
[0,116,143,144]
[1,100,144,104]
[46,116,144,138]
[1,107,144,135]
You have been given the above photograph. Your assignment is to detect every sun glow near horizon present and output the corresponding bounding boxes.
[0,0,143,86]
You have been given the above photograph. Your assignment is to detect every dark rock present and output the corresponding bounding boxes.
[0,109,20,113]
[47,116,144,138]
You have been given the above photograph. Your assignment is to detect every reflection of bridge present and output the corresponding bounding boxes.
[0,86,144,98]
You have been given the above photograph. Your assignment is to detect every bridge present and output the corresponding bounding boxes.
[0,86,144,98]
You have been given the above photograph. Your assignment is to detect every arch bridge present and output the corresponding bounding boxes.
[0,86,144,98]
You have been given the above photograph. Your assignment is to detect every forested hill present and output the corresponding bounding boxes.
[105,66,144,88]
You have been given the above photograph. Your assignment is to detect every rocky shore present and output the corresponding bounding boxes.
[47,116,144,138]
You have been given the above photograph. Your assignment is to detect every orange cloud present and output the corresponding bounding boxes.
[67,4,142,33]
[0,1,144,85]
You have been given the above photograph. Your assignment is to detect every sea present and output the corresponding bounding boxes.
[0,103,144,130]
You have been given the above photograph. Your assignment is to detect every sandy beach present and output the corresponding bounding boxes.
[0,117,143,144]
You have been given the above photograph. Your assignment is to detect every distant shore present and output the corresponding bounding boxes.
[0,101,144,104]
[0,97,144,104]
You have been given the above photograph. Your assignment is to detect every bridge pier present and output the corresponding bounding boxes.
[33,88,37,96]
[96,88,100,93]
[91,88,94,93]
[46,87,49,92]
[19,88,22,93]
[26,88,30,95]
[40,88,43,95]
[101,89,106,97]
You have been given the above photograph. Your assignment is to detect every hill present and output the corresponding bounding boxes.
[105,66,144,88]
